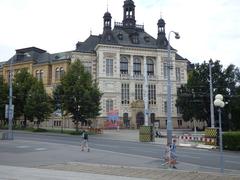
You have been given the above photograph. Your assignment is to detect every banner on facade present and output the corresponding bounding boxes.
[105,110,122,128]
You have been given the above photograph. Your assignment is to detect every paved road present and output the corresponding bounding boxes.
[2,131,239,174]
[1,130,240,179]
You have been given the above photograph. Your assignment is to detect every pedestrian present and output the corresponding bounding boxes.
[170,139,177,169]
[155,129,161,138]
[80,130,90,152]
[162,142,171,167]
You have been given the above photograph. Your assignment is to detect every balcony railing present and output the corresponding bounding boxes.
[120,73,158,80]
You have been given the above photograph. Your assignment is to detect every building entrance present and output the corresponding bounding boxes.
[136,112,144,129]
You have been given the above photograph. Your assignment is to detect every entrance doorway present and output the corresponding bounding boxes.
[136,112,144,128]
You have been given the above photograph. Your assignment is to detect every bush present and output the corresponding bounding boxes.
[223,131,240,151]
[32,128,48,132]
[69,131,83,135]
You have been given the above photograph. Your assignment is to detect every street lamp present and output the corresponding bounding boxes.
[167,31,180,145]
[7,58,14,140]
[214,94,225,173]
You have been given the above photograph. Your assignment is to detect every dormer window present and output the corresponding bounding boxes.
[107,34,111,41]
[144,36,150,43]
[118,33,123,40]
[131,34,139,44]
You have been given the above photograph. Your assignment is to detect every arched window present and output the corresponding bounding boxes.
[123,113,129,127]
[133,58,141,75]
[147,59,154,75]
[150,113,155,124]
[120,57,128,74]
[36,70,40,80]
[55,67,60,80]
[60,67,64,78]
[39,70,44,80]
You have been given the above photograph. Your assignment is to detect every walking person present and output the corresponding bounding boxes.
[162,142,171,167]
[170,139,177,169]
[80,130,90,152]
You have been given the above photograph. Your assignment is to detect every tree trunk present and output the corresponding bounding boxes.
[23,115,27,128]
[37,120,40,129]
[75,121,79,132]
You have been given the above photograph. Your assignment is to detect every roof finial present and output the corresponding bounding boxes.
[107,0,109,12]
[90,28,92,35]
[160,11,162,19]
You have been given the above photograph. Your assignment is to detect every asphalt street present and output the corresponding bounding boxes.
[0,130,239,175]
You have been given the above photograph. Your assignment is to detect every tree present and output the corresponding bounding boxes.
[58,60,102,132]
[24,80,52,129]
[176,60,240,130]
[0,75,8,126]
[13,68,35,127]
[229,86,240,130]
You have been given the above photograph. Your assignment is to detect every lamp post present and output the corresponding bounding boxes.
[166,31,180,145]
[7,58,14,140]
[214,94,225,173]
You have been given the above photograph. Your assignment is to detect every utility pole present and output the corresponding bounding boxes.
[209,59,215,128]
[143,57,149,126]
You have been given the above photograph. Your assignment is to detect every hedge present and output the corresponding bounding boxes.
[223,131,240,151]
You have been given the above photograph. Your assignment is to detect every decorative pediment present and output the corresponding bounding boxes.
[131,100,144,108]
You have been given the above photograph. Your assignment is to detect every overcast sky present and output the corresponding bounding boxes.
[0,0,240,67]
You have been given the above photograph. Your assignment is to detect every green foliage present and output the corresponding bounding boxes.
[24,80,53,128]
[56,60,102,132]
[13,68,35,126]
[223,132,240,151]
[229,87,240,130]
[177,60,240,130]
[0,75,8,122]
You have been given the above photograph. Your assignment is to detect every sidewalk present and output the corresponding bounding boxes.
[1,163,239,180]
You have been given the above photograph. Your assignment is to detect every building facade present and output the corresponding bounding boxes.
[1,0,199,129]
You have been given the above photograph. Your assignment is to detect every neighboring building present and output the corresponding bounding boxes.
[2,47,71,95]
[2,0,199,129]
[0,61,5,75]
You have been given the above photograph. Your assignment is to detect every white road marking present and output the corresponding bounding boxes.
[16,146,30,148]
[225,160,240,165]
[35,148,47,151]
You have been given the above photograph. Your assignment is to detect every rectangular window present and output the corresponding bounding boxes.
[177,119,182,127]
[176,67,181,81]
[163,62,168,79]
[135,84,143,100]
[53,121,61,127]
[177,106,180,114]
[106,99,113,113]
[106,59,113,76]
[85,66,92,74]
[121,83,129,104]
[148,84,156,104]
[164,101,167,113]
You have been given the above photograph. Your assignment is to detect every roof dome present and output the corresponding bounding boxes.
[158,18,165,27]
[124,0,134,6]
[103,11,111,18]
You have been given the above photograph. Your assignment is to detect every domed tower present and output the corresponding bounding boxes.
[158,18,165,36]
[103,11,112,31]
[157,18,168,48]
[101,10,116,44]
[122,0,136,28]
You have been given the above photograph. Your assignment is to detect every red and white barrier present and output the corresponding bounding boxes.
[178,135,216,143]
